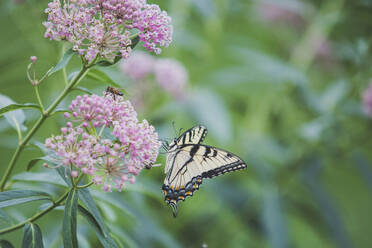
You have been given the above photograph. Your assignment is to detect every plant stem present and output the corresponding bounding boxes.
[0,190,70,235]
[76,182,94,189]
[34,85,44,111]
[0,65,92,192]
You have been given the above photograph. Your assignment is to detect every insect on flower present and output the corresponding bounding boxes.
[105,86,124,100]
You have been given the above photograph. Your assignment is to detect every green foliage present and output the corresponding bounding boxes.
[22,223,44,248]
[86,68,123,89]
[0,240,14,248]
[63,189,78,248]
[48,48,75,76]
[1,0,372,247]
[0,190,51,208]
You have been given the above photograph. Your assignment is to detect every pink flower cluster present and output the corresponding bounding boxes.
[45,93,161,192]
[363,82,372,116]
[43,0,172,62]
[121,51,154,80]
[121,52,188,98]
[154,58,188,98]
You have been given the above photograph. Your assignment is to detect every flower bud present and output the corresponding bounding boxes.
[30,56,37,63]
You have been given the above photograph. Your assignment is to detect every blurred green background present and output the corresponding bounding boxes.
[1,0,372,247]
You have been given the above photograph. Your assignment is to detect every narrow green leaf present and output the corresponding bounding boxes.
[130,35,140,49]
[0,209,11,224]
[0,103,41,117]
[78,189,106,235]
[28,141,48,154]
[86,69,122,88]
[56,167,72,186]
[49,48,75,76]
[63,188,78,248]
[26,154,59,171]
[72,86,93,95]
[78,205,118,248]
[26,158,43,171]
[68,71,79,81]
[22,223,44,248]
[0,240,14,248]
[0,190,51,208]
[0,94,27,132]
[12,171,67,187]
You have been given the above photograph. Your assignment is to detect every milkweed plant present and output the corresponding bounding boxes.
[0,0,172,246]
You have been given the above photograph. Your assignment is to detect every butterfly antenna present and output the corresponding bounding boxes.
[170,202,178,218]
[178,127,184,136]
[171,121,178,136]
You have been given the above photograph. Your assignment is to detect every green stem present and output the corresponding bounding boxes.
[76,182,93,189]
[34,85,44,111]
[0,190,70,235]
[0,65,92,192]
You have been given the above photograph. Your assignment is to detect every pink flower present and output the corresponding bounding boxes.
[134,4,173,54]
[43,0,173,62]
[154,58,188,98]
[45,93,161,192]
[120,51,155,80]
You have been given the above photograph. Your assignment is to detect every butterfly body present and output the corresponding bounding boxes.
[162,125,247,216]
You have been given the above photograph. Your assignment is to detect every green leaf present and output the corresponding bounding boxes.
[78,189,106,235]
[63,188,78,248]
[0,94,29,132]
[86,68,122,88]
[72,86,93,95]
[130,35,140,49]
[68,71,79,81]
[262,186,289,248]
[26,157,44,171]
[28,141,48,154]
[0,190,51,208]
[12,171,67,187]
[0,209,11,224]
[78,205,118,248]
[22,223,44,248]
[0,103,41,117]
[49,48,75,76]
[25,154,61,171]
[56,167,72,187]
[0,240,14,248]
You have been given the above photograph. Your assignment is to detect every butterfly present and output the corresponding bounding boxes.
[162,125,247,217]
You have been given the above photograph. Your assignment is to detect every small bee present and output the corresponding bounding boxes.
[105,86,123,100]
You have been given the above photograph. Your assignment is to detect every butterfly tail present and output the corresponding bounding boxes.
[170,202,178,218]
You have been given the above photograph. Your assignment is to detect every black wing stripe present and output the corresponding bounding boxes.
[166,150,181,182]
[198,128,207,144]
[201,161,246,179]
[170,157,193,184]
[189,144,200,157]
[204,146,211,157]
